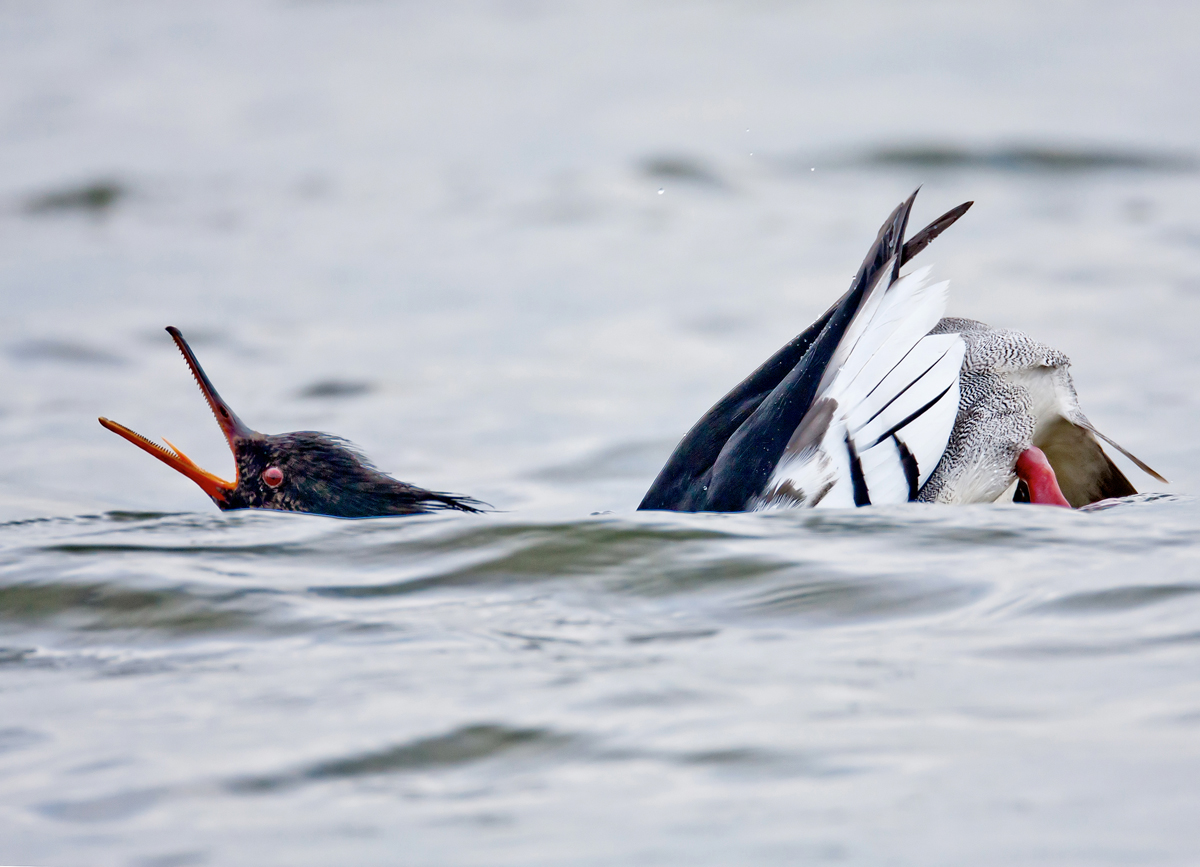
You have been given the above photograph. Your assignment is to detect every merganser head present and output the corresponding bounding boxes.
[100,327,482,518]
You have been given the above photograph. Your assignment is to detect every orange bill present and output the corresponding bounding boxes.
[99,326,258,503]
[98,417,236,502]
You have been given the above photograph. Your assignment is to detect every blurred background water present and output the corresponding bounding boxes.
[2,1,1199,864]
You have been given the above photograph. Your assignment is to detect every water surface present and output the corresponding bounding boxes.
[2,1,1200,864]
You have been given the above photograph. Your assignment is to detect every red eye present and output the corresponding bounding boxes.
[262,467,284,487]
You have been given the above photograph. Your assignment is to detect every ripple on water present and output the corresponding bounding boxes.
[0,579,264,634]
[229,724,572,793]
[0,496,1193,643]
[1028,583,1200,615]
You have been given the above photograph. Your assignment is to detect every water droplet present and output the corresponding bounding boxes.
[657,188,665,195]
[810,167,815,171]
[745,128,750,133]
[749,152,754,156]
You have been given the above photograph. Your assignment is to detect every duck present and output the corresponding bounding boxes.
[638,190,1165,512]
[100,327,482,518]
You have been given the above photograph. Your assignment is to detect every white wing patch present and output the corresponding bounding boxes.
[753,267,965,511]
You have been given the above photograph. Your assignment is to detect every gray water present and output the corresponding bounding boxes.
[3,2,1200,865]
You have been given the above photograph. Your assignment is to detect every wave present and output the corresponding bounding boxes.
[0,496,1193,641]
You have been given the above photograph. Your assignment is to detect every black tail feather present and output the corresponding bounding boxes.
[640,189,931,512]
[890,188,920,283]
[900,201,973,267]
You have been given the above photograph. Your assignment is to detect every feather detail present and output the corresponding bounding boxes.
[639,191,983,514]
[758,267,963,509]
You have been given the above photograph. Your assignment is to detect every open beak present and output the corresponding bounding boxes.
[99,326,255,503]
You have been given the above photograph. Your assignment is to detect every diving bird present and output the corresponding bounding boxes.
[639,190,1165,512]
[100,327,482,518]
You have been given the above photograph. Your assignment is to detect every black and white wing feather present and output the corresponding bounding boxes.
[753,266,964,509]
[638,191,974,513]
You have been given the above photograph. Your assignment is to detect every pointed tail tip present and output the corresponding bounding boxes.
[899,200,976,267]
[1088,425,1169,484]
